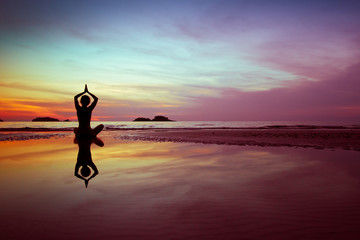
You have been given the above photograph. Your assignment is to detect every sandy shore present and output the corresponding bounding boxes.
[1,128,360,151]
[116,128,360,151]
[2,129,360,239]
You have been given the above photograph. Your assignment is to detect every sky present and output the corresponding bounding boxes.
[1,0,360,121]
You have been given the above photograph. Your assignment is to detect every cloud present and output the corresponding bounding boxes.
[254,29,360,80]
[0,82,72,96]
[180,61,360,121]
[0,98,73,121]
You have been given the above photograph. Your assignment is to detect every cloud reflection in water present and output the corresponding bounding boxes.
[1,136,360,239]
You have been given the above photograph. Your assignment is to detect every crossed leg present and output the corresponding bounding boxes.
[91,124,104,136]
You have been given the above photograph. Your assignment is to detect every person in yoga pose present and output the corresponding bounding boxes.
[74,84,104,138]
[74,85,104,187]
[74,137,99,188]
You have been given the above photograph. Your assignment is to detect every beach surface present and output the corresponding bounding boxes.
[1,131,360,239]
[2,127,360,151]
[116,128,360,151]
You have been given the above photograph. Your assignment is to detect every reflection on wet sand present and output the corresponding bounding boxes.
[1,135,360,239]
[74,136,104,188]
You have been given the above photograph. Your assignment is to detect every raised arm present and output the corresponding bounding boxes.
[84,163,98,188]
[74,163,86,180]
[85,86,98,110]
[88,162,99,181]
[74,91,85,109]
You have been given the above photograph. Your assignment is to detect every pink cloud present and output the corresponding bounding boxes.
[179,61,360,121]
[255,34,360,80]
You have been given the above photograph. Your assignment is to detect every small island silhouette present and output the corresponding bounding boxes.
[32,117,60,122]
[133,115,174,122]
[31,117,71,122]
[0,119,3,122]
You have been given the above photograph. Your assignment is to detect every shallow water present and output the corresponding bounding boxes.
[1,120,360,130]
[1,135,360,240]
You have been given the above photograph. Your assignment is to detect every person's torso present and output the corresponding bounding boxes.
[77,107,92,130]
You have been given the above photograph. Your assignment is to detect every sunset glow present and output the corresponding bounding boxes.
[1,0,360,121]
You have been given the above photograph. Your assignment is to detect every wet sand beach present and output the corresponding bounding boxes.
[2,127,360,151]
[1,132,360,239]
[117,128,360,151]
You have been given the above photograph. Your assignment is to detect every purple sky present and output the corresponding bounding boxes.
[1,0,360,121]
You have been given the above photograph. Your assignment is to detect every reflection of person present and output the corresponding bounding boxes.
[74,137,103,188]
[74,84,103,138]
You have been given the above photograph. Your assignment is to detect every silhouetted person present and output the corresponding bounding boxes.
[74,137,103,188]
[74,84,104,138]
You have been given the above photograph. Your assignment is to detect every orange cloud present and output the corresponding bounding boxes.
[0,98,74,121]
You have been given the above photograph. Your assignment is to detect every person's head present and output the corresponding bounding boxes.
[81,165,91,177]
[80,95,90,107]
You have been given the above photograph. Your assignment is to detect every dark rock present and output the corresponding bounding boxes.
[133,117,152,122]
[152,115,173,121]
[32,117,60,122]
[133,115,175,122]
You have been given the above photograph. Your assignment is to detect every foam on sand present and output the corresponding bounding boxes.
[115,128,360,151]
[0,132,69,141]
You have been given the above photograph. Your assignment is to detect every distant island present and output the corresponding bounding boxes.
[32,117,60,122]
[134,117,152,121]
[133,115,174,122]
[0,119,3,122]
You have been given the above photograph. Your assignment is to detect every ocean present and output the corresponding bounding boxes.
[1,120,359,131]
